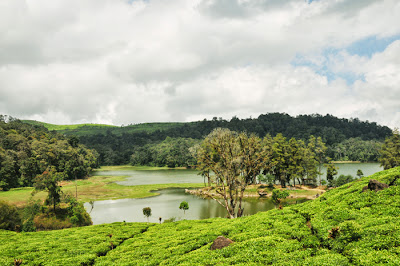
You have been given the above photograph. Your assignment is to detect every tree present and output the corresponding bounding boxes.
[297,140,318,186]
[308,136,328,186]
[0,200,21,231]
[143,207,151,222]
[379,129,400,170]
[194,128,260,218]
[356,169,364,178]
[32,167,64,211]
[179,201,189,215]
[325,163,338,186]
[267,134,290,187]
[286,138,304,186]
[271,189,289,204]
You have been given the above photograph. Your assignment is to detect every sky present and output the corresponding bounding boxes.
[0,0,400,128]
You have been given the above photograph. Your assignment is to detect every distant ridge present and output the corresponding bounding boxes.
[22,119,186,136]
[22,120,117,131]
[21,113,392,165]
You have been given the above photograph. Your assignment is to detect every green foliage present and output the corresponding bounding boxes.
[326,162,338,184]
[179,201,189,214]
[64,194,92,226]
[33,167,64,210]
[330,174,355,187]
[142,207,151,222]
[194,129,264,218]
[330,137,382,162]
[31,113,391,166]
[1,167,400,264]
[0,223,149,265]
[0,201,21,231]
[379,129,400,170]
[0,117,99,191]
[271,189,290,203]
[357,169,364,178]
[21,201,41,232]
[131,137,200,168]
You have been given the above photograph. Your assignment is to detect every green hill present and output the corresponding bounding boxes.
[21,113,392,165]
[1,167,400,265]
[22,120,117,133]
[22,120,185,136]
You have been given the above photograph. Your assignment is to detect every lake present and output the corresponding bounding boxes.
[85,163,383,224]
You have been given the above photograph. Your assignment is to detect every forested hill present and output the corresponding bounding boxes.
[23,113,392,165]
[25,113,391,143]
[1,167,400,265]
[0,116,99,191]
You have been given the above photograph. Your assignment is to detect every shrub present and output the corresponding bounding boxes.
[0,201,21,231]
[272,189,290,204]
[330,174,355,187]
[179,201,189,214]
[143,207,152,222]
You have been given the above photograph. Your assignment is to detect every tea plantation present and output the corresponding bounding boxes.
[1,167,400,265]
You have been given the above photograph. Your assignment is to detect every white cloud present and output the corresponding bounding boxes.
[0,0,399,129]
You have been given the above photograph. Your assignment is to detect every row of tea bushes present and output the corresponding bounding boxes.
[1,167,400,265]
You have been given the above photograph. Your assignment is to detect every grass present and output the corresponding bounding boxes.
[0,188,47,207]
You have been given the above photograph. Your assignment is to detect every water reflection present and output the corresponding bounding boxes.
[85,188,279,225]
[87,163,383,225]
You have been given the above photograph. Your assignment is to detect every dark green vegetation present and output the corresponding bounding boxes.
[193,128,332,218]
[1,167,399,265]
[0,197,91,232]
[379,129,400,170]
[131,137,200,168]
[21,120,117,132]
[0,116,99,191]
[1,116,99,231]
[25,113,391,166]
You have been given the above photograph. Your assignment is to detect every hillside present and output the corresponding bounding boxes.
[1,167,399,265]
[22,113,392,165]
[22,120,186,136]
[0,118,99,191]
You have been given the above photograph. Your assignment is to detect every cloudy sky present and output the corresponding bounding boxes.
[1,0,400,128]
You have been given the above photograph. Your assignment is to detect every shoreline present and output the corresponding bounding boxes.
[185,184,326,200]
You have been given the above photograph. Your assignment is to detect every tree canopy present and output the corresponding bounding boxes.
[0,116,99,191]
[379,129,400,170]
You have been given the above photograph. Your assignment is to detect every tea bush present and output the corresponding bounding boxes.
[1,167,400,265]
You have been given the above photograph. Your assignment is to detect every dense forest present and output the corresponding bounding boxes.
[72,113,391,165]
[0,115,99,191]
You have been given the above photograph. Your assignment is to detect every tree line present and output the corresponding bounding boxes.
[192,128,332,218]
[0,116,99,191]
[76,113,391,166]
[192,127,400,219]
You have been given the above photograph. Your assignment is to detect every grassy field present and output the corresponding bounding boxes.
[1,167,400,265]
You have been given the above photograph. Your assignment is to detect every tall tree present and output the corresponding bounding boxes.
[33,167,64,211]
[325,162,338,186]
[379,129,400,170]
[308,136,328,186]
[268,134,290,187]
[194,128,254,218]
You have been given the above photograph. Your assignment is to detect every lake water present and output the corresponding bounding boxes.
[85,163,383,224]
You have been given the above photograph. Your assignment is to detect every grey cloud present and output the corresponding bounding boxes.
[0,0,399,128]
